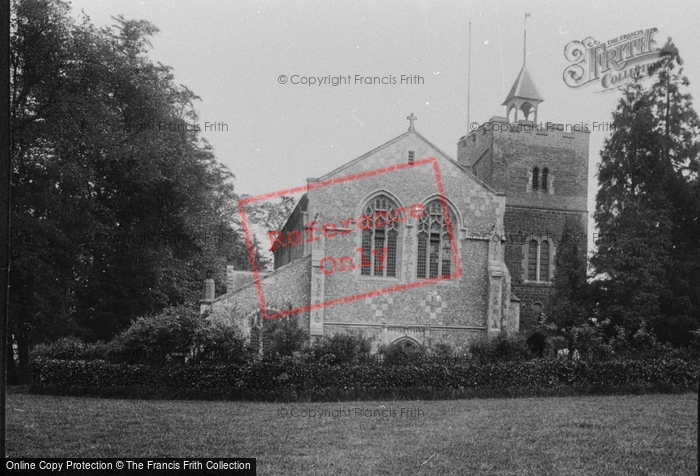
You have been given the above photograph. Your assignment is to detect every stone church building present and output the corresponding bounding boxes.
[202,63,589,353]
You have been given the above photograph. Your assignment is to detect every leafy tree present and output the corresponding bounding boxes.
[243,196,297,232]
[9,0,260,381]
[648,42,700,345]
[591,39,700,344]
[241,195,297,270]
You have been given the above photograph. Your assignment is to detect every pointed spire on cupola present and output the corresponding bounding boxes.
[502,13,543,123]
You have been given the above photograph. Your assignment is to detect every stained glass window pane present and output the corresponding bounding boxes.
[429,235,440,278]
[417,200,455,280]
[417,234,427,279]
[361,229,372,276]
[362,196,399,277]
[386,230,398,277]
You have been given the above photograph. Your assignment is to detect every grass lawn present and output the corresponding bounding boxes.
[5,391,698,475]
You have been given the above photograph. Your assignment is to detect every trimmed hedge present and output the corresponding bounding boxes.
[30,357,699,402]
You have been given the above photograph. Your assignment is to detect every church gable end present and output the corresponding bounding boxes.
[205,36,589,351]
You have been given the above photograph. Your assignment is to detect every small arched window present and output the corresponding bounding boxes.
[532,167,539,190]
[527,239,538,280]
[541,167,549,192]
[417,201,455,279]
[539,241,550,281]
[361,195,400,278]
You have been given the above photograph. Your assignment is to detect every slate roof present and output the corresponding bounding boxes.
[502,64,544,105]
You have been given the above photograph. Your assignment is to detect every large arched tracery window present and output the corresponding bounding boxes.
[360,195,399,277]
[416,201,455,279]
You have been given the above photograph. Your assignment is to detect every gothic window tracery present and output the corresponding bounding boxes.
[416,201,455,279]
[361,195,399,278]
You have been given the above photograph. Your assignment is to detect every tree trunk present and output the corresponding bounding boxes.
[6,334,18,384]
[16,335,29,384]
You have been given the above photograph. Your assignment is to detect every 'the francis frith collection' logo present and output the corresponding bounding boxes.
[563,28,661,90]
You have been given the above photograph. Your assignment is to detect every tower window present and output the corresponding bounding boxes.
[408,151,414,164]
[361,195,400,278]
[525,238,553,282]
[539,240,550,281]
[541,167,549,192]
[416,201,455,279]
[532,167,539,190]
[527,240,538,281]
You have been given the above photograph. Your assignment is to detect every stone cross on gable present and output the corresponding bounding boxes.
[407,113,417,131]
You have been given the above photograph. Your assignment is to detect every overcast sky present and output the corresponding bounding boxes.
[67,0,700,234]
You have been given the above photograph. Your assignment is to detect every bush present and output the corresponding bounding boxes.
[110,305,202,364]
[430,342,456,361]
[29,356,699,402]
[30,337,111,361]
[263,315,308,359]
[192,318,250,365]
[310,333,372,365]
[546,335,569,356]
[379,341,426,366]
[469,332,532,363]
[557,319,614,360]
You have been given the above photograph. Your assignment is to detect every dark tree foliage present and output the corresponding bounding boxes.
[241,195,298,271]
[9,0,257,381]
[592,39,700,345]
[549,215,591,328]
[262,315,309,359]
[311,333,372,365]
[243,196,297,233]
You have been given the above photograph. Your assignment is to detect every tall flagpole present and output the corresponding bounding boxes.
[524,13,530,64]
[467,21,472,130]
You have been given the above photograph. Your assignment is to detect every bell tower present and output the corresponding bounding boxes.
[502,64,544,123]
[502,12,543,123]
[457,14,589,332]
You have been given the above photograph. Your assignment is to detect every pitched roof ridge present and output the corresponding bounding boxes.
[502,63,544,105]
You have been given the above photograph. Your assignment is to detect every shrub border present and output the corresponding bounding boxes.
[29,357,699,402]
